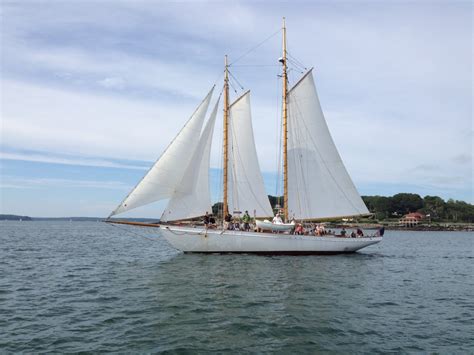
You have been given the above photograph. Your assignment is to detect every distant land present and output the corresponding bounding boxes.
[2,193,473,225]
[0,214,33,221]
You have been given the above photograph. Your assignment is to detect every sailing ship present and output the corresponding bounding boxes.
[107,19,382,254]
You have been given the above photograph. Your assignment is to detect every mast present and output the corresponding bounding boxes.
[223,55,230,219]
[281,17,289,221]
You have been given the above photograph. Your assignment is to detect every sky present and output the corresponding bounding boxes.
[1,0,472,217]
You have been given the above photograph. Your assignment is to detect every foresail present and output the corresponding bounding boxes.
[228,91,273,217]
[109,87,214,217]
[161,98,220,222]
[287,70,369,219]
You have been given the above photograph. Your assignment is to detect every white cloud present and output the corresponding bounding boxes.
[98,77,126,90]
[0,176,128,190]
[1,79,201,162]
[1,1,472,207]
[0,151,148,170]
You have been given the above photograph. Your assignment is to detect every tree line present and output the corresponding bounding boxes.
[212,193,474,223]
[362,193,473,222]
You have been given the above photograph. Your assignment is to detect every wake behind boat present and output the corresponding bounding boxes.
[107,18,382,254]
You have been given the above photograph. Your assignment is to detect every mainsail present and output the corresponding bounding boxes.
[161,99,220,222]
[287,70,369,219]
[227,91,273,217]
[110,87,214,217]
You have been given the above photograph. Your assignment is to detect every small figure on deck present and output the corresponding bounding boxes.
[273,213,283,224]
[320,224,326,235]
[340,227,347,237]
[356,228,364,237]
[375,226,385,237]
[295,223,304,235]
[224,212,233,230]
[315,224,325,236]
[203,212,210,228]
[209,215,216,228]
[242,210,251,231]
[351,230,356,238]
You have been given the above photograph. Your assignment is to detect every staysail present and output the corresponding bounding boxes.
[161,98,220,222]
[109,87,214,217]
[287,70,369,219]
[228,91,273,217]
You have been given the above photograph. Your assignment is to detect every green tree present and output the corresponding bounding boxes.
[212,202,223,218]
[422,195,446,220]
[391,193,423,215]
[268,195,283,209]
[362,195,394,219]
[444,199,474,222]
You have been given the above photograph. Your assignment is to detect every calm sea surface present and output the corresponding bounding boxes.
[1,221,473,353]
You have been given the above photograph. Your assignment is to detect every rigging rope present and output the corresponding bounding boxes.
[228,70,245,91]
[287,51,307,71]
[106,221,160,242]
[231,64,280,67]
[229,28,281,66]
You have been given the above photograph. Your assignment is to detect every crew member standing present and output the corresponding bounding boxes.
[242,210,251,231]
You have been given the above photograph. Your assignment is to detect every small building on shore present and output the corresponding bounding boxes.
[399,212,425,227]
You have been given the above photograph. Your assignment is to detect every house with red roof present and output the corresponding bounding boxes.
[399,212,426,227]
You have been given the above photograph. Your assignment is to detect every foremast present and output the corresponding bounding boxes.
[223,55,230,220]
[281,17,289,221]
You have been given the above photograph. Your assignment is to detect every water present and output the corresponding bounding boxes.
[1,221,473,353]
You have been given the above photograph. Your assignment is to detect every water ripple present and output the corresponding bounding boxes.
[0,221,473,353]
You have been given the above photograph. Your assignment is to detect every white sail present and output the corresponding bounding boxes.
[110,87,214,216]
[161,98,220,222]
[228,91,273,217]
[287,70,369,219]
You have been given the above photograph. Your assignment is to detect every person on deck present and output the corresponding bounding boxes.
[295,224,304,235]
[203,212,210,228]
[340,227,347,237]
[356,228,364,237]
[209,215,216,228]
[316,224,323,236]
[272,213,283,224]
[375,226,385,237]
[242,210,251,231]
[224,213,233,230]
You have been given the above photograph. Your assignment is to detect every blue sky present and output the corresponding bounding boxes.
[1,1,472,217]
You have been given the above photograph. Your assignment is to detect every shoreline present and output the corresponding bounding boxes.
[334,223,474,232]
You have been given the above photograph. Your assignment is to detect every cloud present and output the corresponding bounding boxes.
[0,176,129,190]
[452,154,472,165]
[1,79,202,162]
[1,0,472,211]
[0,151,148,170]
[98,76,126,90]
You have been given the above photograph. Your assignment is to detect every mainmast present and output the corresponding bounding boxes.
[223,55,230,219]
[281,17,289,221]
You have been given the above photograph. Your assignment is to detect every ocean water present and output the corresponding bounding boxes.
[1,221,473,353]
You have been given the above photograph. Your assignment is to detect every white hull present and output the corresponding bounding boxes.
[160,226,382,254]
